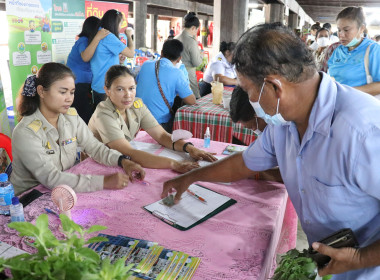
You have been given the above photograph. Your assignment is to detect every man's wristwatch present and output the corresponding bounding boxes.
[182,142,194,153]
[118,155,132,167]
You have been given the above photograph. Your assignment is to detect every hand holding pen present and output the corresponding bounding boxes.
[186,189,207,203]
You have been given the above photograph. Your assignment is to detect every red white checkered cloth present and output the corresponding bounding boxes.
[173,90,256,144]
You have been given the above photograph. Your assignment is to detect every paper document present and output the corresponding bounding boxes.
[158,148,192,162]
[0,241,28,259]
[129,141,162,153]
[144,184,236,230]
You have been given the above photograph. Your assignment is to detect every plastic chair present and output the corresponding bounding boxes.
[203,50,209,62]
[0,133,12,162]
[135,57,149,66]
[0,133,12,177]
[196,70,204,82]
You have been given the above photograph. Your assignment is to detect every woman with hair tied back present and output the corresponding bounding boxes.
[175,12,203,98]
[88,65,217,174]
[66,16,109,123]
[199,41,237,97]
[328,6,380,98]
[89,9,135,108]
[11,62,144,195]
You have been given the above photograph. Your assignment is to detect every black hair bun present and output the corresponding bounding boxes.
[184,12,196,22]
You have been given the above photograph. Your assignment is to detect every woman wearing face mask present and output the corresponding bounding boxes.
[313,28,331,71]
[175,12,203,98]
[327,6,380,97]
[199,41,237,97]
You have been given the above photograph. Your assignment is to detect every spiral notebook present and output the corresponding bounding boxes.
[143,184,236,231]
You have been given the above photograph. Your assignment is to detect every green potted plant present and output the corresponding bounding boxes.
[0,214,134,280]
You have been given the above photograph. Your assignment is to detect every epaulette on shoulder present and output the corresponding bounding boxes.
[27,120,42,133]
[133,99,144,109]
[66,107,78,116]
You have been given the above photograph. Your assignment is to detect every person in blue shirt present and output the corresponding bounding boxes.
[66,16,109,123]
[328,6,380,98]
[89,9,134,108]
[136,39,196,133]
[162,23,380,279]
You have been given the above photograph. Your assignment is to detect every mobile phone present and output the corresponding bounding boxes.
[19,189,44,208]
[308,228,359,268]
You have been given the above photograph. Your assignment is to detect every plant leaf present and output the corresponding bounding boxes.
[8,222,39,237]
[86,236,109,245]
[86,225,107,234]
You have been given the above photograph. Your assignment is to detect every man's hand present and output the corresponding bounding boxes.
[121,159,145,182]
[162,175,192,204]
[312,242,362,276]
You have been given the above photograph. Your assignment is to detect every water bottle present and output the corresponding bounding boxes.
[204,127,210,148]
[0,173,15,215]
[10,196,25,222]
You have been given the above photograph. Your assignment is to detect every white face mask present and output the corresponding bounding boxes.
[317,37,330,47]
[253,117,262,136]
[249,82,287,126]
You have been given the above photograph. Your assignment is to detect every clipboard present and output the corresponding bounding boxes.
[143,184,237,231]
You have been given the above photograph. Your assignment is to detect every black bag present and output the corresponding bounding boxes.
[155,60,183,116]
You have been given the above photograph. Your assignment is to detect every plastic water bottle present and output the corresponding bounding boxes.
[0,173,15,215]
[10,196,25,222]
[204,127,210,148]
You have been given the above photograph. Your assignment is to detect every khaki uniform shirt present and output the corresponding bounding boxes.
[175,30,203,69]
[11,108,121,195]
[88,98,159,144]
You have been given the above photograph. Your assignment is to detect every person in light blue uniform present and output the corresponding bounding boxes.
[66,16,109,123]
[162,23,380,280]
[328,6,380,99]
[89,9,134,108]
[136,39,195,132]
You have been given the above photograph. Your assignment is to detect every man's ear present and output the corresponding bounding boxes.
[265,75,283,99]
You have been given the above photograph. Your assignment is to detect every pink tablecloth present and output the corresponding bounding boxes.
[0,132,297,280]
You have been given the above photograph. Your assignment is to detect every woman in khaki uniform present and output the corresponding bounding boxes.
[11,62,144,195]
[88,65,217,173]
[175,12,203,98]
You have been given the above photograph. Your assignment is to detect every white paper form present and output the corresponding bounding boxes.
[0,241,28,259]
[158,148,192,162]
[129,141,162,154]
[144,184,232,228]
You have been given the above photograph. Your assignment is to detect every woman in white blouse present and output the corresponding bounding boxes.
[199,41,237,97]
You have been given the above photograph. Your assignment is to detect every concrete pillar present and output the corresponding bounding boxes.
[264,3,284,23]
[134,0,147,49]
[288,12,299,30]
[201,20,208,48]
[150,14,158,52]
[213,0,248,56]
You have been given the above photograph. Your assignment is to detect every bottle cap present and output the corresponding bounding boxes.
[12,196,20,205]
[0,173,8,182]
[206,127,210,134]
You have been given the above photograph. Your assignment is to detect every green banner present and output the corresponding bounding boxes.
[52,0,85,19]
[6,0,52,123]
